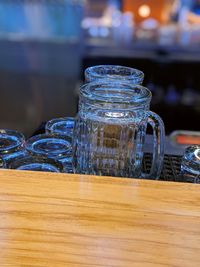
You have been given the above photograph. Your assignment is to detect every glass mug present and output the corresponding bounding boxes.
[73,81,165,179]
[85,65,144,84]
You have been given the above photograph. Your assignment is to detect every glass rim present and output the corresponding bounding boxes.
[0,129,25,141]
[0,129,25,153]
[45,117,74,133]
[85,65,144,81]
[80,81,152,105]
[25,133,72,156]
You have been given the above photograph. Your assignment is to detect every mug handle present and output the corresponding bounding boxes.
[142,111,165,180]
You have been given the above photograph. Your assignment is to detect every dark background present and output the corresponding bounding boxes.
[0,0,199,137]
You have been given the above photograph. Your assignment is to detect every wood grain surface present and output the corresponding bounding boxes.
[0,169,200,267]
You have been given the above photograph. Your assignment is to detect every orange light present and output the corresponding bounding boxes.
[138,4,151,18]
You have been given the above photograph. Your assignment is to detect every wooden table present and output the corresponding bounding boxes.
[0,169,200,267]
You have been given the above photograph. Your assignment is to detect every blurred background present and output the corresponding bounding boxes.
[0,0,199,137]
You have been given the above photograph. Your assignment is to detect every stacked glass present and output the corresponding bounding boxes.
[45,117,75,172]
[4,118,74,173]
[25,133,72,173]
[3,129,64,173]
[73,65,165,179]
[1,65,166,180]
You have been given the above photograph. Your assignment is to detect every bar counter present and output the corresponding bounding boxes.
[0,169,200,266]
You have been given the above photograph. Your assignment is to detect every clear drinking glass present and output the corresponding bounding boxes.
[179,145,200,183]
[45,117,74,137]
[8,155,63,173]
[0,129,25,165]
[73,81,165,179]
[3,150,28,167]
[85,65,144,84]
[25,133,73,173]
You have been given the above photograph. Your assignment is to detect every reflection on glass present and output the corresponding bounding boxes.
[25,133,73,173]
[8,155,63,173]
[45,117,74,137]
